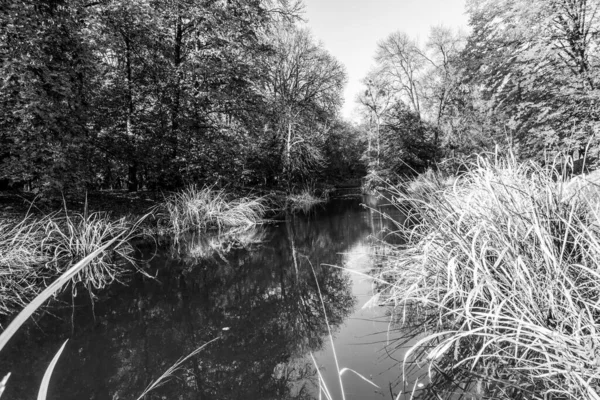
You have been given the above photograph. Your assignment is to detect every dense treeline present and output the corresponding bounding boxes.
[360,0,600,178]
[0,0,362,195]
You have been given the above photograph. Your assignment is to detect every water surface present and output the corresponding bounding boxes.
[1,196,429,400]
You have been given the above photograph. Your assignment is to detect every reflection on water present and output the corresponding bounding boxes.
[0,195,412,400]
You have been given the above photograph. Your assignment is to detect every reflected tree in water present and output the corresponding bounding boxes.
[0,201,372,399]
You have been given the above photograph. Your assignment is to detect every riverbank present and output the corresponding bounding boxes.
[374,155,600,399]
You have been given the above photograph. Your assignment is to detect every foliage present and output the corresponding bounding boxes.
[460,0,600,162]
[379,103,439,174]
[375,154,600,399]
[0,0,351,195]
[323,121,368,184]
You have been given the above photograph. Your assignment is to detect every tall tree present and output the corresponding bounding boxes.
[463,0,600,161]
[1,0,97,192]
[260,26,346,186]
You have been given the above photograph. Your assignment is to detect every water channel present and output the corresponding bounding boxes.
[1,196,437,400]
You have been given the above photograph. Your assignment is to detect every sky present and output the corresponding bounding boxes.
[301,0,469,121]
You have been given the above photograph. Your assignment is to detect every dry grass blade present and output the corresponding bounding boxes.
[338,368,380,388]
[135,337,219,400]
[0,373,10,398]
[0,233,124,353]
[37,339,68,400]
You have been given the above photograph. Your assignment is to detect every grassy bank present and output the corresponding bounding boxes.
[375,154,600,399]
[0,186,273,313]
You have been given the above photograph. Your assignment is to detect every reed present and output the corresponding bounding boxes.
[374,153,600,399]
[157,186,266,234]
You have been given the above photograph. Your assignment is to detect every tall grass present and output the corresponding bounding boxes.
[0,216,51,314]
[157,186,266,234]
[374,153,600,399]
[0,205,146,314]
[43,209,144,291]
[286,187,328,213]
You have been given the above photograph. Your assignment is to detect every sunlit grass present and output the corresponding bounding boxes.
[373,153,600,399]
[0,216,51,314]
[156,186,267,234]
[43,208,146,291]
[0,237,124,400]
[287,187,328,213]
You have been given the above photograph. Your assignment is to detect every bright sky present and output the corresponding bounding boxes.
[301,0,469,121]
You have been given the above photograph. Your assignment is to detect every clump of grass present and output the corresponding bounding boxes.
[43,209,143,291]
[0,216,51,314]
[0,237,124,400]
[374,153,600,399]
[157,186,266,234]
[287,188,328,213]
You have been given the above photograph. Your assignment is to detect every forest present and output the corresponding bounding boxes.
[2,0,598,196]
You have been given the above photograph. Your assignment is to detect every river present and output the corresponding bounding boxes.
[0,195,434,400]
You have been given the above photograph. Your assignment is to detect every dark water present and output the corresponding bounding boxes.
[1,196,428,400]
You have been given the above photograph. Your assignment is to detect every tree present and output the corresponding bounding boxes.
[323,121,367,183]
[375,32,426,117]
[0,0,98,193]
[357,70,395,168]
[380,102,439,175]
[463,0,600,162]
[363,27,465,166]
[260,25,346,187]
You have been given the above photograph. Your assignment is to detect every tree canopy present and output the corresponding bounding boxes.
[0,0,360,194]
